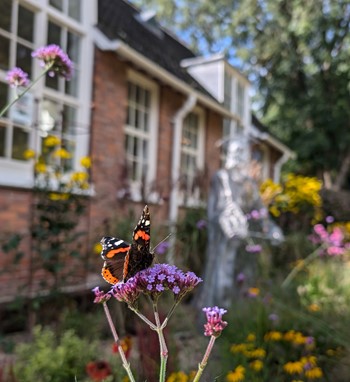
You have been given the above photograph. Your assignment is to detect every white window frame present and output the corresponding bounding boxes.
[124,69,159,202]
[179,107,205,206]
[0,0,95,188]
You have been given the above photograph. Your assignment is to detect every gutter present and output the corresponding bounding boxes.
[93,27,239,121]
[167,94,197,262]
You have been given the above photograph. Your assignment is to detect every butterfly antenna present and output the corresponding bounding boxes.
[152,233,172,253]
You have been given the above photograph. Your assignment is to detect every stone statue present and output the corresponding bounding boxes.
[195,135,283,309]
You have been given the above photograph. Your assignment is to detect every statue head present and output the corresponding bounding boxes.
[223,135,250,172]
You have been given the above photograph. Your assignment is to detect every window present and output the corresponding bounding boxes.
[49,0,81,21]
[0,0,94,188]
[0,1,35,162]
[124,72,159,199]
[180,110,205,203]
[223,70,232,110]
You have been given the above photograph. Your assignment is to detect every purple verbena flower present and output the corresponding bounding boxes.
[6,67,29,88]
[268,313,279,322]
[236,272,245,285]
[135,263,202,301]
[196,219,207,230]
[202,306,228,337]
[32,44,73,80]
[325,215,334,224]
[155,241,170,255]
[92,286,111,304]
[110,277,140,306]
[245,244,262,253]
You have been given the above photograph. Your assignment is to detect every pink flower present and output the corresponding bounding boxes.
[5,67,29,88]
[203,306,228,337]
[245,244,262,253]
[32,44,73,79]
[92,286,111,304]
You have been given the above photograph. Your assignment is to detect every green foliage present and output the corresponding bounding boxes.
[175,208,207,275]
[14,326,98,382]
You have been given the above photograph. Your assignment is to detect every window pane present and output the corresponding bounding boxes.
[67,31,80,63]
[0,35,10,70]
[0,126,6,156]
[41,99,61,134]
[47,21,61,45]
[18,6,34,42]
[12,126,28,160]
[0,0,12,32]
[16,43,32,77]
[46,74,59,90]
[62,104,77,134]
[0,82,9,118]
[68,0,81,21]
[65,67,78,96]
[49,0,63,11]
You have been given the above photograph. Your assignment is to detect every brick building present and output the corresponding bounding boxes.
[0,0,293,302]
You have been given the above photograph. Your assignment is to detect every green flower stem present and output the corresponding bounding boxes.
[153,302,168,382]
[282,243,327,288]
[192,335,216,382]
[161,300,181,330]
[128,305,157,330]
[0,63,54,118]
[102,302,136,382]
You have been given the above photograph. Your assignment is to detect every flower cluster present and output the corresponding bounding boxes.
[311,223,349,256]
[202,306,228,337]
[32,44,73,79]
[5,67,29,88]
[228,329,329,381]
[86,360,112,382]
[260,175,322,219]
[92,286,111,304]
[246,208,268,221]
[110,264,202,305]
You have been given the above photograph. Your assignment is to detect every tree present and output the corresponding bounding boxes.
[132,0,350,190]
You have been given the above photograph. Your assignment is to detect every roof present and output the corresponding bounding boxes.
[97,0,209,92]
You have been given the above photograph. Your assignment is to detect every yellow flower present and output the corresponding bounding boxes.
[166,371,188,382]
[71,171,88,183]
[249,359,263,372]
[122,377,130,382]
[44,135,61,147]
[292,332,307,345]
[54,148,72,159]
[246,333,256,342]
[35,162,47,173]
[283,361,304,374]
[24,149,36,159]
[326,348,336,356]
[230,343,249,354]
[308,303,321,312]
[264,331,282,341]
[300,355,317,368]
[284,330,296,342]
[246,348,266,359]
[304,367,323,379]
[248,287,260,297]
[48,193,70,201]
[93,242,102,255]
[226,366,245,382]
[80,156,91,168]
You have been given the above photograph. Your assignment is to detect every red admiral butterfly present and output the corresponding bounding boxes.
[100,205,154,284]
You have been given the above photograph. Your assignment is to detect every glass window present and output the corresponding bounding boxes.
[0,125,6,157]
[0,35,10,70]
[125,81,152,183]
[16,43,32,77]
[68,0,81,21]
[0,82,9,117]
[50,0,63,11]
[236,82,245,119]
[180,112,202,196]
[0,0,12,32]
[224,70,232,110]
[17,6,34,42]
[12,126,28,160]
[47,21,62,45]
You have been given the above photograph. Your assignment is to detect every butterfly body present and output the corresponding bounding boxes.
[101,205,154,284]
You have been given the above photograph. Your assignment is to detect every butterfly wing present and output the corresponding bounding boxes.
[100,236,130,285]
[123,205,153,281]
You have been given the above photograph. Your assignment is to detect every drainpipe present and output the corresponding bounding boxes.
[167,94,197,263]
[273,152,290,183]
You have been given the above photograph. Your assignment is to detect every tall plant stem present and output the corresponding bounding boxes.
[192,335,216,382]
[282,243,326,288]
[128,305,157,330]
[153,302,168,382]
[0,64,53,118]
[102,302,136,382]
